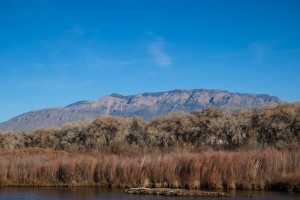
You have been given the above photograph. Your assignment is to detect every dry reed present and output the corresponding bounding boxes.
[0,147,299,192]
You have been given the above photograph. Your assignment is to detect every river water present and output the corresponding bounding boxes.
[0,187,299,200]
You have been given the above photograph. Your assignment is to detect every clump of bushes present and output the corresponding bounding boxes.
[0,103,300,153]
[0,103,300,191]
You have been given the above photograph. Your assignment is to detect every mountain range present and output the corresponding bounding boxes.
[0,89,283,131]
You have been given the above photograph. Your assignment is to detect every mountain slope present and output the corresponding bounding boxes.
[0,89,283,131]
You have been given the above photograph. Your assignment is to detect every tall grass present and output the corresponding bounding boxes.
[0,147,299,191]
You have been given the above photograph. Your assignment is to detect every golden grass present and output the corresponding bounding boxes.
[0,147,299,191]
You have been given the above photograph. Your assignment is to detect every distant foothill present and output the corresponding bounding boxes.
[0,89,283,131]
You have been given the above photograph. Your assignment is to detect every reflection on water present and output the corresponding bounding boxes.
[0,187,299,200]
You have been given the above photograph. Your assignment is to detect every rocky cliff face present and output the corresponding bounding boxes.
[0,89,283,131]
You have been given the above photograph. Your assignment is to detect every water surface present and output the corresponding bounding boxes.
[0,187,299,200]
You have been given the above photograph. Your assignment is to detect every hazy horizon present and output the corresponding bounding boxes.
[0,0,299,122]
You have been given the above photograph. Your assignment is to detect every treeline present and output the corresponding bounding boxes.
[1,102,300,153]
[1,103,300,191]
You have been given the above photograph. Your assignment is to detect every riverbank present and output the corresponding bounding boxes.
[124,187,230,196]
[1,187,299,200]
[0,148,299,192]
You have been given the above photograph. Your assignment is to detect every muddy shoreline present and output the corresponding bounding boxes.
[124,187,230,197]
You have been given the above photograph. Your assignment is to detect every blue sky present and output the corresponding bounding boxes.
[0,0,300,122]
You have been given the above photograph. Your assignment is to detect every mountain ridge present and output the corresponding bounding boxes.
[0,89,283,131]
